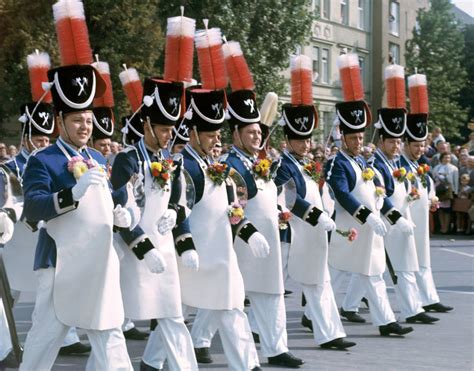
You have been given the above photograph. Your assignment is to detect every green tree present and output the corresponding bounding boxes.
[459,24,474,125]
[0,0,164,138]
[405,0,468,140]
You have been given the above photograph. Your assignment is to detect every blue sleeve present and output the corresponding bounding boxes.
[23,155,77,222]
[326,159,362,216]
[275,162,312,220]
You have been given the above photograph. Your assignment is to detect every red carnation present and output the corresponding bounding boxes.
[161,173,170,180]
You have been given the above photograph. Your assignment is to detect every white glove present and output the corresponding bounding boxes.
[247,232,270,258]
[71,168,105,201]
[366,213,387,236]
[318,212,336,232]
[157,209,177,235]
[181,250,199,271]
[113,205,132,228]
[0,213,14,244]
[396,217,415,235]
[144,249,167,274]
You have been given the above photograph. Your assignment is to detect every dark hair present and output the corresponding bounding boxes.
[439,152,450,162]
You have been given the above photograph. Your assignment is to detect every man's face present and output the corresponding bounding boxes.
[288,138,311,157]
[437,142,447,153]
[94,138,111,156]
[196,130,221,155]
[406,141,425,160]
[172,143,186,154]
[212,145,223,158]
[380,138,401,159]
[460,153,469,166]
[343,132,364,156]
[110,142,119,154]
[148,124,173,149]
[28,135,50,151]
[61,111,93,147]
[0,144,7,157]
[234,124,262,155]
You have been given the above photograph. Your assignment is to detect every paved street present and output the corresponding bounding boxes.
[9,236,474,370]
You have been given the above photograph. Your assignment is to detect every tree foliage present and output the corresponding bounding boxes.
[405,0,468,140]
[459,24,474,123]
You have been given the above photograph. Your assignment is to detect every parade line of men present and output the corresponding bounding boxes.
[0,1,453,370]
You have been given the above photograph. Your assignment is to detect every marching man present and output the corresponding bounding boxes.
[275,54,354,350]
[326,52,414,337]
[401,72,453,314]
[20,1,132,369]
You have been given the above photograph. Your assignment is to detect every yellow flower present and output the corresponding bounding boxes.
[407,172,416,182]
[255,165,262,173]
[375,186,386,197]
[234,207,244,218]
[399,167,407,176]
[259,159,271,170]
[362,168,375,181]
[73,162,88,179]
[151,161,162,173]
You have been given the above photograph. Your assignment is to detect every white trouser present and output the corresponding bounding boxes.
[416,266,440,306]
[302,282,346,345]
[394,271,425,320]
[330,268,396,326]
[121,318,135,332]
[142,316,197,371]
[20,268,132,371]
[330,271,365,312]
[247,292,288,357]
[62,327,81,347]
[280,242,290,288]
[0,298,12,361]
[191,308,259,371]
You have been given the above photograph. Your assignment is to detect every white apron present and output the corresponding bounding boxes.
[329,153,385,276]
[384,178,419,271]
[119,163,182,320]
[409,170,432,268]
[234,179,284,294]
[3,221,38,292]
[178,168,245,310]
[321,182,335,217]
[288,165,330,285]
[46,180,123,330]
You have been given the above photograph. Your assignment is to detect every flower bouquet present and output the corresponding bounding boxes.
[336,228,358,242]
[278,210,292,230]
[150,159,175,190]
[228,202,245,225]
[207,162,228,185]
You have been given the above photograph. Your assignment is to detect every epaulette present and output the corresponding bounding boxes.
[29,146,48,157]
[122,146,137,154]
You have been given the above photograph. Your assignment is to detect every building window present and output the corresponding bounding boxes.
[340,0,349,25]
[389,42,400,64]
[312,46,320,82]
[321,48,329,84]
[389,1,400,36]
[312,0,320,15]
[322,0,330,19]
[359,56,366,88]
[358,0,367,30]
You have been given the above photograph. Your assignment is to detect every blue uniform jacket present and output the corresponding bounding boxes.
[221,148,258,200]
[4,149,29,177]
[22,140,112,270]
[111,142,194,256]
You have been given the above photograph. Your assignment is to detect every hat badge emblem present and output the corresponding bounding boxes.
[38,111,49,126]
[392,117,402,129]
[168,97,179,114]
[243,99,255,113]
[351,109,363,123]
[211,103,223,118]
[74,77,89,96]
[295,116,309,130]
[416,121,423,128]
[181,125,189,136]
[101,117,110,130]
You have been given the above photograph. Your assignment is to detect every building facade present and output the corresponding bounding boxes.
[286,0,430,143]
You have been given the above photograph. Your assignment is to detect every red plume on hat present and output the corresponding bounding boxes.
[290,54,313,105]
[92,58,114,108]
[27,50,53,103]
[195,20,227,90]
[408,72,429,114]
[53,0,93,65]
[223,41,254,92]
[336,52,364,102]
[119,66,143,113]
[384,64,406,109]
[164,7,196,83]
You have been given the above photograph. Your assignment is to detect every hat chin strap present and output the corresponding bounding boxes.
[59,112,86,150]
[192,126,211,158]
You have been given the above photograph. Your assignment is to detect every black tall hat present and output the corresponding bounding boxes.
[335,100,371,135]
[375,108,406,139]
[173,121,191,145]
[92,107,114,140]
[405,113,428,142]
[19,102,55,137]
[186,89,226,132]
[121,114,144,145]
[226,90,261,130]
[141,78,184,126]
[282,104,317,140]
[47,65,106,115]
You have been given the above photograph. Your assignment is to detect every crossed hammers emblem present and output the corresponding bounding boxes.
[168,97,179,114]
[295,116,309,130]
[351,110,363,123]
[211,103,223,118]
[74,77,89,96]
[101,118,110,130]
[392,117,402,130]
[243,99,255,113]
[38,112,49,126]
